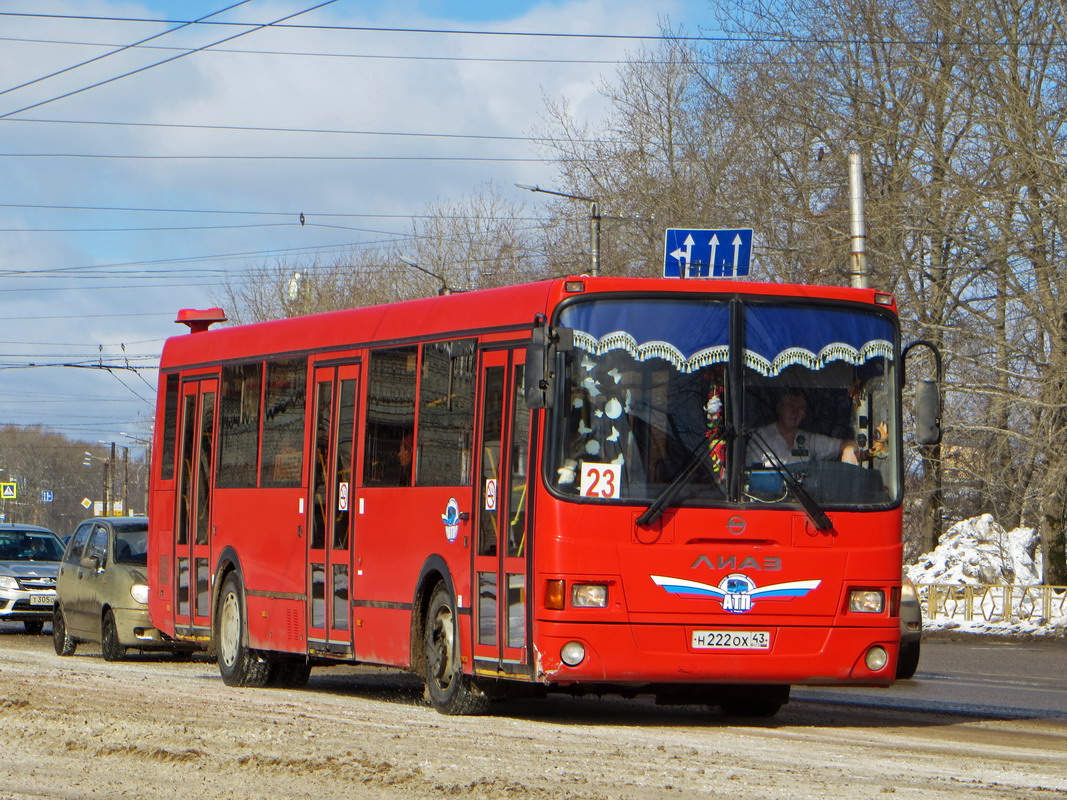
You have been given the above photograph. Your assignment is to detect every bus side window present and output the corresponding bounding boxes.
[260,358,308,488]
[417,339,476,486]
[364,346,417,487]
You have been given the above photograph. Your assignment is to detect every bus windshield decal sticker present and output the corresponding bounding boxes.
[650,574,821,614]
[441,498,461,543]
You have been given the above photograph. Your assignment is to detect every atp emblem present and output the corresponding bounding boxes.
[650,573,820,614]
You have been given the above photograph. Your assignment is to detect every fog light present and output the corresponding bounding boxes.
[849,589,885,613]
[571,584,607,608]
[560,641,586,666]
[865,645,888,671]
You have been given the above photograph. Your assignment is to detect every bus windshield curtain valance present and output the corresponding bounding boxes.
[559,299,730,374]
[558,298,894,377]
[743,304,894,377]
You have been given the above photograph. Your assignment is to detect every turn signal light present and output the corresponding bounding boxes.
[545,579,566,610]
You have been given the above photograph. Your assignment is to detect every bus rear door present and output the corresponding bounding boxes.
[473,350,532,677]
[174,376,217,636]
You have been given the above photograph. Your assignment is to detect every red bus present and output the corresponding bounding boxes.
[148,276,939,716]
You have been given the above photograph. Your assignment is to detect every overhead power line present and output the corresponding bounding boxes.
[0,0,343,120]
[0,35,647,66]
[0,1,255,98]
[2,116,607,145]
[0,152,552,163]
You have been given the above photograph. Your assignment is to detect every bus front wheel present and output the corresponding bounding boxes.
[423,583,489,715]
[217,572,271,687]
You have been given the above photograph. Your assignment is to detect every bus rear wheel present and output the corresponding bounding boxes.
[217,572,271,687]
[423,583,489,715]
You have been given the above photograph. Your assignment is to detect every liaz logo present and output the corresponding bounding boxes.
[650,573,820,614]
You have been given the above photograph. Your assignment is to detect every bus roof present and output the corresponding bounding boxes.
[161,276,895,369]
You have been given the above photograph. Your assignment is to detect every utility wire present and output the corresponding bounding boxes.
[0,0,342,120]
[0,1,255,98]
[2,116,605,145]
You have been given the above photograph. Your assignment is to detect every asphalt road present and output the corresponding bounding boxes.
[2,621,1063,720]
[793,636,1067,719]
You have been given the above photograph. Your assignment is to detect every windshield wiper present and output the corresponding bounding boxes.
[637,433,725,527]
[746,427,833,531]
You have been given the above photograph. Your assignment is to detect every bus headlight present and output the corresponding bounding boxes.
[571,584,608,608]
[560,641,586,666]
[130,584,150,605]
[849,589,885,613]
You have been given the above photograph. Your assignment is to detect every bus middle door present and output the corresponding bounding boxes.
[307,363,360,655]
[473,349,532,678]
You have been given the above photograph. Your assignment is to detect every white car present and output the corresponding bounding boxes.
[0,524,65,634]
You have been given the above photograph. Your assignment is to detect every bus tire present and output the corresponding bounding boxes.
[718,684,788,719]
[217,572,271,687]
[896,640,920,680]
[53,606,77,656]
[269,656,312,689]
[423,582,489,715]
[101,609,126,662]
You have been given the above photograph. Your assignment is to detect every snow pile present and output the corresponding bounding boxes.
[906,514,1065,638]
[907,514,1042,587]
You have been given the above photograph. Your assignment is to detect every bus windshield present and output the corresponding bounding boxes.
[551,296,899,510]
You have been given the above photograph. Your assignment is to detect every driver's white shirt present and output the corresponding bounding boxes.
[747,423,843,465]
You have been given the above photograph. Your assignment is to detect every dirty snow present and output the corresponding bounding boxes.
[906,514,1066,638]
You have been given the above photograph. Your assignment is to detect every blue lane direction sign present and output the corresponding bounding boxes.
[664,228,753,278]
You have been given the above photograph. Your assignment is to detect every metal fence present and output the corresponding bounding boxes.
[918,583,1067,626]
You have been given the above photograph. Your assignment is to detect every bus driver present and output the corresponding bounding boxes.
[747,390,860,466]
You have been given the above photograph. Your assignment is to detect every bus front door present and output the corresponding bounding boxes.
[473,350,532,677]
[307,363,360,654]
[174,377,217,636]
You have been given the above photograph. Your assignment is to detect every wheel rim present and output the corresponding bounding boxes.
[219,590,241,668]
[428,604,455,692]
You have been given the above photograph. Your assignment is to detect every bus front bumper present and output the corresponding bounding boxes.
[533,620,899,687]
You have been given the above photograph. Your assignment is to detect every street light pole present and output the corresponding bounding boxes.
[515,183,601,276]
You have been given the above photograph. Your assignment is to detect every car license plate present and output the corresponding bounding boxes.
[30,595,54,606]
[691,630,770,650]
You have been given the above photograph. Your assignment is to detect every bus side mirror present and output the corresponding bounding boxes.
[525,325,573,409]
[902,339,943,446]
[914,379,942,445]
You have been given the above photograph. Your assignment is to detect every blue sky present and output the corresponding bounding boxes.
[0,0,717,459]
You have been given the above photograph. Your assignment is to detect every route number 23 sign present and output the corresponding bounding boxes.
[580,462,621,499]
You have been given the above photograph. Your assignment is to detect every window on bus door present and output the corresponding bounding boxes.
[740,302,899,507]
[552,298,731,504]
[364,346,417,487]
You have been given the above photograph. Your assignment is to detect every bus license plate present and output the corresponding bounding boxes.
[691,630,770,650]
[30,595,54,606]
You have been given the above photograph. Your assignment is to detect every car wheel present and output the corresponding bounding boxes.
[101,609,125,662]
[23,619,45,635]
[216,571,271,687]
[423,582,489,715]
[53,606,77,656]
[897,640,920,680]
